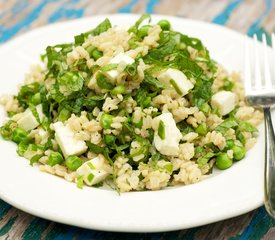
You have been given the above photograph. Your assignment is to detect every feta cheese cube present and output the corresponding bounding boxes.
[211,91,236,116]
[76,157,110,186]
[105,53,135,81]
[52,122,87,158]
[17,104,44,131]
[157,68,194,96]
[153,112,182,156]
[105,69,119,81]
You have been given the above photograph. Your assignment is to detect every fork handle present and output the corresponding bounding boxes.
[263,106,275,217]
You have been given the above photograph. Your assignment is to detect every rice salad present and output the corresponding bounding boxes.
[0,15,263,192]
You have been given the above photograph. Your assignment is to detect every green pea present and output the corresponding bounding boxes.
[225,139,235,149]
[232,145,246,161]
[12,127,28,144]
[223,78,234,91]
[137,25,151,39]
[100,113,114,129]
[92,49,103,60]
[216,152,233,170]
[195,123,207,135]
[17,141,29,156]
[104,134,116,145]
[157,19,171,31]
[48,152,64,166]
[0,120,14,140]
[66,155,83,171]
[31,93,41,105]
[111,85,126,95]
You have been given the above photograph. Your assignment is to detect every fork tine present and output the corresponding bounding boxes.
[244,35,252,94]
[262,34,272,88]
[272,33,275,84]
[254,34,262,89]
[272,32,275,50]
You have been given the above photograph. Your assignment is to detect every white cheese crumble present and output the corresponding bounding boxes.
[153,112,182,156]
[17,104,44,131]
[76,156,110,186]
[211,90,236,116]
[105,53,135,80]
[52,122,87,158]
[157,68,194,96]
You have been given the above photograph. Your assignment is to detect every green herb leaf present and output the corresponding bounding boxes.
[17,82,44,108]
[29,104,41,124]
[128,14,151,34]
[84,18,112,38]
[197,152,216,168]
[103,148,114,166]
[158,120,166,140]
[96,73,115,90]
[58,72,84,93]
[75,19,112,43]
[73,19,111,49]
[143,73,166,90]
[151,153,161,162]
[130,137,150,162]
[87,142,104,154]
[195,123,208,135]
[0,120,16,140]
[177,121,194,134]
[215,119,239,133]
[169,79,183,95]
[238,122,258,133]
[87,173,95,182]
[115,143,130,153]
[191,76,213,108]
[77,175,84,189]
[30,154,44,166]
[236,130,246,145]
[126,63,138,76]
[17,141,29,156]
[74,33,85,45]
[163,163,173,174]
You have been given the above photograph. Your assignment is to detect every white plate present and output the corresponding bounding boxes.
[0,14,267,232]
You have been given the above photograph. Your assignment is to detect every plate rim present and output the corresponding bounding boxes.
[0,13,264,233]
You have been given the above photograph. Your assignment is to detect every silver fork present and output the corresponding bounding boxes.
[245,33,275,218]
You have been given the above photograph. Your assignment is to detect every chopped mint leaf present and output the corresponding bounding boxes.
[197,152,216,168]
[158,120,166,140]
[215,119,239,133]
